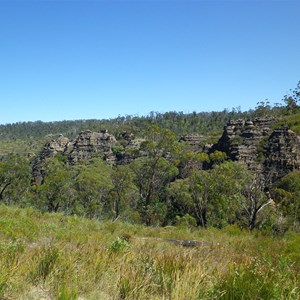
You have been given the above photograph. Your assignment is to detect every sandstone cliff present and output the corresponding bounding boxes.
[264,127,300,183]
[64,130,117,164]
[212,117,300,183]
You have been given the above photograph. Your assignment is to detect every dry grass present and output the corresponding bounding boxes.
[0,205,299,299]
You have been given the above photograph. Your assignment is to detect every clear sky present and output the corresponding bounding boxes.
[1,0,300,124]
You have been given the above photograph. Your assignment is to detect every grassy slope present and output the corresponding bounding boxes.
[0,205,299,300]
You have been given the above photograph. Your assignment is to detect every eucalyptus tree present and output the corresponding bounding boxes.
[168,162,253,228]
[108,165,138,221]
[73,158,113,218]
[33,156,75,213]
[0,154,31,205]
[275,171,300,229]
[130,125,179,225]
[241,173,276,231]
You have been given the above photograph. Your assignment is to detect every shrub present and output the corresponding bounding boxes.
[109,236,130,253]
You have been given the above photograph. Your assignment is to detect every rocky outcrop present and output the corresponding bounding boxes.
[31,130,118,184]
[212,118,275,171]
[39,134,70,158]
[213,119,245,158]
[65,130,117,164]
[212,117,300,183]
[263,128,300,183]
[31,129,145,184]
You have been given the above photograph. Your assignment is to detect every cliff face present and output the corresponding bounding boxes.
[212,117,300,183]
[264,128,300,183]
[64,130,117,164]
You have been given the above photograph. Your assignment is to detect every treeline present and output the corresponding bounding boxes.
[0,109,252,141]
[0,103,295,152]
[2,80,300,141]
[1,125,300,234]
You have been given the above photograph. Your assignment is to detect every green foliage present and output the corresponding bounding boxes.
[0,154,31,205]
[108,165,137,220]
[275,113,300,134]
[168,162,252,228]
[256,136,269,162]
[130,126,179,225]
[2,83,300,297]
[178,148,210,178]
[275,171,300,230]
[33,157,75,213]
[112,144,124,155]
[231,134,244,145]
[281,81,300,115]
[30,156,114,219]
[211,256,298,299]
[175,214,197,228]
[284,231,300,267]
[74,158,113,218]
[0,108,252,152]
[209,150,227,165]
[118,276,132,299]
[241,174,275,231]
[2,85,300,230]
[254,100,273,117]
[109,236,130,253]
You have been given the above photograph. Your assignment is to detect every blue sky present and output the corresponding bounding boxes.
[1,0,300,124]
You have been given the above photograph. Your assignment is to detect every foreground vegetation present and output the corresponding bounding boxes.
[0,205,299,299]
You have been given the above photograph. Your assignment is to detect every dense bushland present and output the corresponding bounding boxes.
[1,126,300,232]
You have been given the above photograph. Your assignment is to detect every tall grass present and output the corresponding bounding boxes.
[0,205,299,299]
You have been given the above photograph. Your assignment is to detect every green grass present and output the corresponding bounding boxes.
[0,205,299,299]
